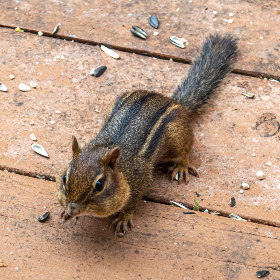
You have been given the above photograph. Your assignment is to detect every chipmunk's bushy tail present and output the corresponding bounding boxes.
[172,34,238,115]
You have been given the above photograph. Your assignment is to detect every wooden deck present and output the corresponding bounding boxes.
[0,1,280,279]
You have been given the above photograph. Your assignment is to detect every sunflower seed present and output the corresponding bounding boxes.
[38,211,49,222]
[93,66,107,77]
[132,25,148,36]
[170,200,189,209]
[52,24,60,35]
[149,15,159,28]
[31,143,49,158]
[18,83,31,92]
[230,197,236,207]
[101,45,119,59]
[256,270,269,278]
[130,29,147,39]
[169,36,186,49]
[0,83,8,92]
[10,75,15,80]
[229,213,247,221]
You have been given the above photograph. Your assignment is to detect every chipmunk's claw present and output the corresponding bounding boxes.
[111,217,133,237]
[168,163,198,184]
[60,209,71,220]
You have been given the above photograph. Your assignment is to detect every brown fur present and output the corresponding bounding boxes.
[56,34,238,237]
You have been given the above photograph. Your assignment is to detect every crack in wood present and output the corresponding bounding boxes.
[0,24,279,81]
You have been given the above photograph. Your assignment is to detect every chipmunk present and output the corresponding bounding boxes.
[56,34,238,237]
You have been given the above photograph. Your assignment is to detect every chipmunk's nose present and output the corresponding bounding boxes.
[68,203,79,215]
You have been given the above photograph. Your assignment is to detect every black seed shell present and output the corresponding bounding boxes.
[230,197,236,207]
[256,270,270,278]
[94,66,107,77]
[132,26,148,37]
[149,15,159,29]
[38,211,49,222]
[130,29,146,40]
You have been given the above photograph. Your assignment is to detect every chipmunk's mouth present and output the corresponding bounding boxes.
[60,203,90,220]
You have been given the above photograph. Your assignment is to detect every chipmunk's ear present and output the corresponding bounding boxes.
[103,147,120,170]
[72,136,80,157]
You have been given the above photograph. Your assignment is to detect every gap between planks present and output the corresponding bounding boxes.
[1,165,280,230]
[0,24,280,81]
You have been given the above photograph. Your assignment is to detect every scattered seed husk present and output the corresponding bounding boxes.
[52,24,60,35]
[31,143,49,158]
[132,25,148,37]
[240,189,244,194]
[252,153,256,157]
[95,109,100,113]
[50,120,55,124]
[175,173,179,180]
[241,182,250,189]
[149,15,159,28]
[18,83,30,92]
[38,31,43,36]
[15,27,22,32]
[10,75,15,80]
[169,36,186,49]
[228,19,234,23]
[266,161,272,166]
[0,259,7,267]
[53,55,64,62]
[170,200,189,209]
[179,37,188,45]
[93,66,107,77]
[38,211,49,222]
[229,213,247,221]
[153,31,159,36]
[256,270,269,278]
[130,29,147,39]
[30,81,36,88]
[90,68,95,75]
[230,197,236,207]
[242,92,254,98]
[0,83,8,92]
[30,134,37,141]
[56,111,61,114]
[101,45,120,59]
[30,121,35,126]
[229,13,234,16]
[256,171,264,180]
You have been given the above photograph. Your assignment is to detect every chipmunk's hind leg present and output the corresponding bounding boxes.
[163,118,199,184]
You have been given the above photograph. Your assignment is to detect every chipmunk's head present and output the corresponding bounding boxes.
[56,136,131,219]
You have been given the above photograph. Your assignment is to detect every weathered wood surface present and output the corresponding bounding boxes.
[1,171,280,279]
[1,0,280,76]
[0,29,279,225]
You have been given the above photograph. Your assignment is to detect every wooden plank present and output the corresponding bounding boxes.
[1,171,280,279]
[1,0,280,76]
[0,29,280,225]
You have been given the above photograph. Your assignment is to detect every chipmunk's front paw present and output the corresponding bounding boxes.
[168,163,199,184]
[110,216,134,237]
[60,209,71,220]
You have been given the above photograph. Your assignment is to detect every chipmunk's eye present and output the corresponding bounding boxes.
[95,179,104,192]
[63,175,67,186]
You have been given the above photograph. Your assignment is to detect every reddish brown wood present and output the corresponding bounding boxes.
[1,171,280,279]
